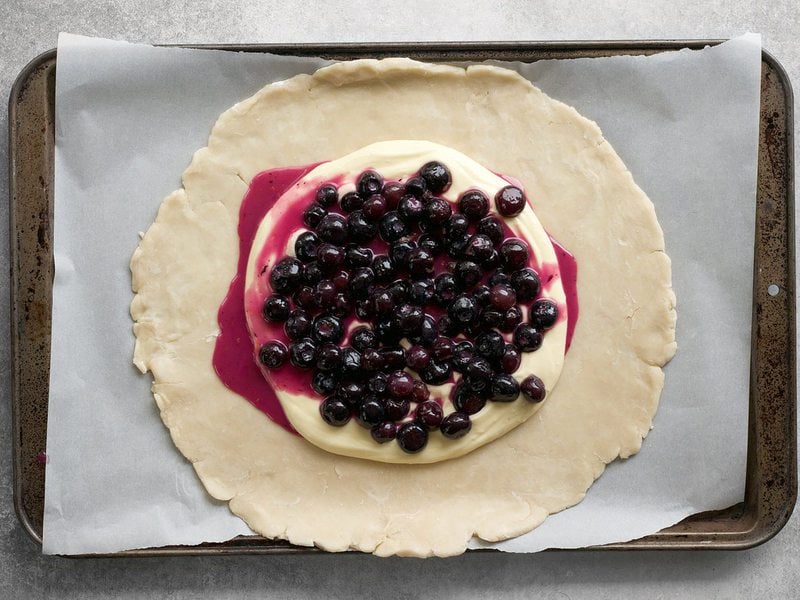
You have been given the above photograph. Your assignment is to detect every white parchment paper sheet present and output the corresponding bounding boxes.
[43,33,761,554]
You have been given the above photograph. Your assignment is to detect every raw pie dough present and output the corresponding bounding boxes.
[130,58,677,557]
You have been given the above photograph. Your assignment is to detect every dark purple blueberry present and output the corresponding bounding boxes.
[350,326,378,351]
[480,308,503,330]
[411,380,430,403]
[380,346,407,370]
[395,303,424,335]
[384,397,410,421]
[418,234,442,255]
[320,396,350,426]
[495,185,526,217]
[389,239,416,270]
[340,191,364,213]
[446,235,470,259]
[362,194,388,222]
[258,340,288,369]
[289,338,317,369]
[482,249,501,271]
[293,285,318,310]
[312,370,338,396]
[409,314,438,347]
[531,299,559,329]
[421,360,452,385]
[294,231,320,263]
[458,190,490,221]
[360,348,384,372]
[477,215,504,244]
[434,273,458,306]
[367,372,388,395]
[465,234,495,262]
[409,279,435,305]
[491,374,520,402]
[315,279,337,308]
[357,397,386,427]
[357,170,383,197]
[445,213,470,239]
[489,283,517,310]
[476,330,504,361]
[262,294,290,322]
[420,161,451,194]
[406,247,435,279]
[311,314,343,344]
[379,211,409,242]
[488,270,510,287]
[345,245,373,268]
[454,261,482,289]
[387,371,414,398]
[315,183,338,207]
[473,285,491,305]
[510,268,540,301]
[382,181,405,209]
[437,314,459,337]
[375,318,402,344]
[404,176,427,199]
[340,347,364,379]
[338,381,366,406]
[448,295,478,326]
[405,345,431,371]
[521,374,546,403]
[388,280,410,303]
[465,356,493,391]
[347,210,378,242]
[397,422,428,453]
[452,341,476,373]
[371,288,395,316]
[332,270,349,289]
[371,254,394,282]
[513,323,543,352]
[500,344,521,374]
[284,309,311,340]
[316,343,342,371]
[423,196,452,225]
[316,213,349,245]
[398,195,424,222]
[302,261,325,285]
[348,267,375,298]
[440,412,472,439]
[452,383,486,414]
[303,203,327,228]
[500,238,530,271]
[269,257,303,294]
[432,336,455,362]
[330,294,352,318]
[371,422,398,444]
[415,400,444,429]
[500,306,523,333]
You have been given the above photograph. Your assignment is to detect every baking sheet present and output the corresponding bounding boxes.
[43,33,761,555]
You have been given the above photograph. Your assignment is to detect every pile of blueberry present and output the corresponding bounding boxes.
[257,161,558,454]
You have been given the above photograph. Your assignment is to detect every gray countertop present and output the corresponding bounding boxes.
[1,1,797,597]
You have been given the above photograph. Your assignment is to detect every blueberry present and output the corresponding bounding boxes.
[316,343,343,371]
[405,345,432,371]
[262,294,290,322]
[284,309,311,340]
[387,371,414,398]
[409,314,438,347]
[371,254,395,282]
[389,239,416,270]
[452,383,486,414]
[440,412,472,439]
[500,343,521,374]
[384,397,410,421]
[489,283,516,310]
[397,422,428,453]
[371,422,398,444]
[395,303,424,335]
[350,326,378,351]
[513,323,543,352]
[360,348,384,372]
[316,213,349,245]
[380,346,406,370]
[473,284,491,305]
[420,161,451,194]
[303,203,327,228]
[421,360,451,385]
[332,270,349,289]
[453,261,482,289]
[315,279,337,308]
[338,381,366,406]
[316,243,344,271]
[348,267,375,298]
[465,356,493,390]
[458,190,490,221]
[311,315,343,344]
[388,280,410,302]
[269,257,303,294]
[315,184,338,207]
[531,299,559,329]
[448,295,478,325]
[411,380,430,403]
[363,194,388,222]
[347,210,378,242]
[341,347,364,379]
[476,330,504,361]
[312,370,338,396]
[406,247,435,279]
[367,372,389,395]
[340,191,364,213]
[491,374,520,402]
[258,340,288,369]
[382,181,405,209]
[488,270,510,286]
[398,195,424,222]
[500,238,530,271]
[319,396,351,426]
[357,170,383,197]
[423,197,452,225]
[418,234,442,254]
[345,245,373,268]
[415,400,444,429]
[432,336,455,362]
[482,249,501,271]
[434,273,458,306]
[357,397,386,427]
[294,231,320,263]
[404,176,427,199]
[510,268,540,301]
[477,216,504,244]
[480,308,503,330]
[446,235,470,259]
[451,341,476,373]
[445,214,470,239]
[409,279,435,305]
[355,300,373,320]
[495,185,526,216]
[289,338,317,368]
[293,285,318,310]
[375,317,402,344]
[379,211,409,242]
[464,234,494,262]
[370,288,395,316]
[437,314,459,337]
[330,293,352,318]
[521,374,546,403]
[500,306,523,333]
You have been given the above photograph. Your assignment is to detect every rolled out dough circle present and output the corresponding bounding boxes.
[130,58,676,557]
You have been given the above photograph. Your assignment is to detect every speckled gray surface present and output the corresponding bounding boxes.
[1,1,797,598]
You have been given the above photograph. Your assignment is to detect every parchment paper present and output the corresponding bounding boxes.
[43,33,761,554]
